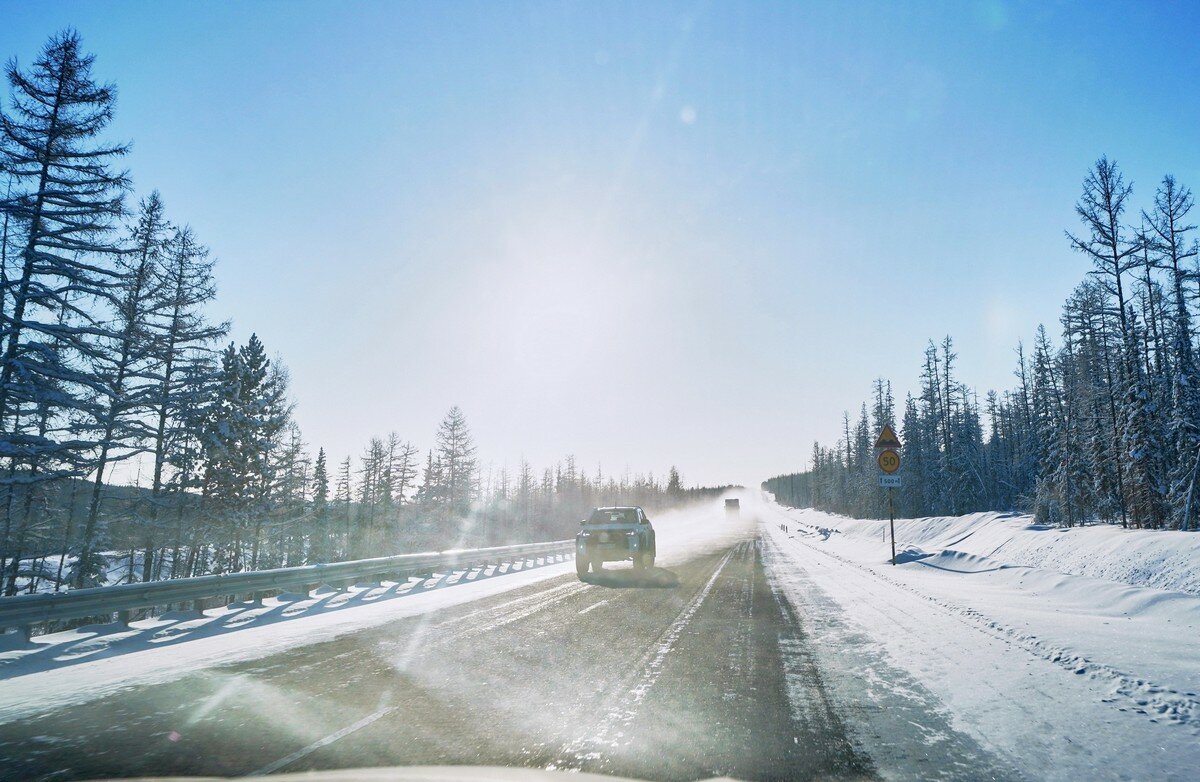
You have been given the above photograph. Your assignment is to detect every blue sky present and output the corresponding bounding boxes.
[3,1,1198,486]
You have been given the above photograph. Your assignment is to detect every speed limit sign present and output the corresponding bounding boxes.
[877,449,900,474]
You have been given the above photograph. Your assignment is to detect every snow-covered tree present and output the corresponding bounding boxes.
[76,193,172,586]
[434,406,477,515]
[0,29,129,429]
[202,335,291,571]
[0,30,129,588]
[141,225,225,577]
[666,466,682,498]
[309,447,330,562]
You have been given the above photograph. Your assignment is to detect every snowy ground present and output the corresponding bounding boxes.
[824,509,1200,595]
[0,499,743,724]
[9,551,144,594]
[757,494,1200,781]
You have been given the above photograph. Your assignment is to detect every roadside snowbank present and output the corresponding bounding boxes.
[761,497,1200,780]
[828,510,1200,595]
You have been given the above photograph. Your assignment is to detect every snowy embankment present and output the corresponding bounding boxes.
[758,496,1200,781]
[830,510,1200,595]
[0,499,742,724]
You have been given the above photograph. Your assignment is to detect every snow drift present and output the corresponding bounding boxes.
[821,510,1200,595]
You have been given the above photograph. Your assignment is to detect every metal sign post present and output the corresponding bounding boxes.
[888,487,896,566]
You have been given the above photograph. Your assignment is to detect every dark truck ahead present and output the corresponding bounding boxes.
[575,506,656,577]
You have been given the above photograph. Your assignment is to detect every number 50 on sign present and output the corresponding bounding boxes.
[877,449,900,474]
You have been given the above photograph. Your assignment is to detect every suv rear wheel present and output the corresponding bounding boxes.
[576,555,588,578]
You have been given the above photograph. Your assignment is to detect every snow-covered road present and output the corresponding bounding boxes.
[2,495,1196,781]
[1,510,897,781]
[760,497,1200,781]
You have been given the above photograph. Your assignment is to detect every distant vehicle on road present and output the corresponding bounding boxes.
[576,506,656,577]
[725,498,740,516]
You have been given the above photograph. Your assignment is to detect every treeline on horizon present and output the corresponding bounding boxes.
[767,156,1199,532]
[0,31,730,596]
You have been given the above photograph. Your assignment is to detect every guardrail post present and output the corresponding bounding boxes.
[116,609,131,627]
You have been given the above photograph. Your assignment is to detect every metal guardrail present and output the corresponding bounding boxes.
[0,539,575,639]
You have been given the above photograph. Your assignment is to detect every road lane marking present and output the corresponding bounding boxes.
[622,546,736,711]
[558,544,739,766]
[578,599,610,615]
[248,705,398,776]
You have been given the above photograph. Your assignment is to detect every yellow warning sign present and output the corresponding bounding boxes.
[874,424,901,449]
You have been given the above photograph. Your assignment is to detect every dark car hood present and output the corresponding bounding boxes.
[109,766,744,781]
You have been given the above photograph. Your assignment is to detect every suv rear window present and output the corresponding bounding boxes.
[587,509,637,525]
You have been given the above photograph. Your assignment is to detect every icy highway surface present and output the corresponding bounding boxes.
[3,496,1195,781]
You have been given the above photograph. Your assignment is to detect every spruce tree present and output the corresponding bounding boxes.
[667,466,682,498]
[435,406,478,516]
[310,447,330,562]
